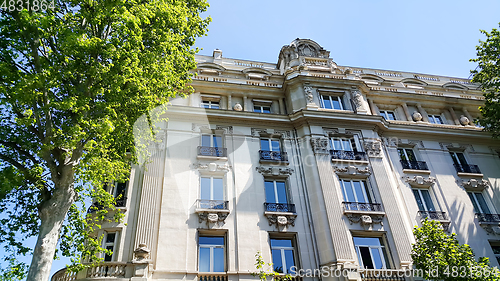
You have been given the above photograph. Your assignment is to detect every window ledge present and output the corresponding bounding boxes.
[344,209,385,216]
[457,172,483,177]
[197,155,228,161]
[402,169,431,174]
[318,108,354,114]
[331,159,369,165]
[264,211,297,216]
[259,159,289,165]
[195,208,230,214]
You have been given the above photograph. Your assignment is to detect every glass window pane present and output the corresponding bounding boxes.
[354,237,382,247]
[413,190,425,211]
[213,247,224,272]
[353,181,366,203]
[332,98,341,110]
[468,192,480,213]
[284,249,295,273]
[380,112,387,119]
[342,180,356,202]
[333,139,342,150]
[211,104,219,109]
[370,248,384,269]
[254,106,261,112]
[398,148,407,161]
[405,149,416,162]
[202,101,210,108]
[342,140,352,151]
[475,193,491,214]
[387,112,396,120]
[212,178,223,200]
[271,239,293,247]
[199,247,210,272]
[106,233,115,243]
[263,107,271,113]
[104,246,113,262]
[201,177,211,200]
[435,116,442,124]
[449,152,460,166]
[272,249,283,273]
[322,96,332,109]
[359,247,374,269]
[213,136,222,148]
[201,135,211,147]
[261,139,270,151]
[421,190,435,211]
[199,236,224,245]
[457,153,468,166]
[271,140,280,152]
[276,182,288,204]
[265,181,276,203]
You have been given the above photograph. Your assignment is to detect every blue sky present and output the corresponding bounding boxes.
[195,0,500,79]
[43,0,500,278]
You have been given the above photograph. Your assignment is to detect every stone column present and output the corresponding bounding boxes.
[401,103,412,121]
[243,96,248,111]
[279,98,285,114]
[368,99,380,116]
[227,95,232,110]
[463,107,474,122]
[416,104,430,122]
[364,140,413,268]
[448,107,460,125]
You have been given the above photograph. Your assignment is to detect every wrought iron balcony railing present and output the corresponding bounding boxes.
[196,199,229,210]
[476,213,500,223]
[418,210,448,221]
[198,274,228,281]
[453,163,481,174]
[264,203,296,213]
[259,150,288,162]
[198,146,227,157]
[331,150,367,161]
[87,197,128,213]
[400,160,428,171]
[343,202,384,212]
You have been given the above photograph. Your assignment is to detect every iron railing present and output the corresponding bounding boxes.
[196,199,229,210]
[418,210,448,221]
[259,150,288,162]
[400,160,428,170]
[453,163,481,174]
[87,197,127,213]
[343,202,384,212]
[198,274,228,281]
[331,150,367,161]
[198,146,227,157]
[264,203,296,213]
[476,213,500,223]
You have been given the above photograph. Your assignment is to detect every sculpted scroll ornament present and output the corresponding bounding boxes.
[334,166,371,177]
[256,166,294,176]
[304,86,315,103]
[351,89,363,109]
[461,178,491,190]
[404,176,436,187]
[310,137,329,154]
[363,140,382,157]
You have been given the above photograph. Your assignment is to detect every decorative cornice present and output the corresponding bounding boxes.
[216,125,233,135]
[192,162,231,172]
[310,137,329,155]
[460,178,491,190]
[334,166,371,177]
[345,213,384,226]
[363,139,382,158]
[403,175,436,187]
[265,213,296,229]
[251,128,291,139]
[192,123,211,132]
[198,212,229,227]
[256,166,294,176]
[439,142,474,152]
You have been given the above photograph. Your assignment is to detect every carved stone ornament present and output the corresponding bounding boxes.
[192,123,211,132]
[251,128,291,139]
[459,115,470,126]
[233,103,243,111]
[133,243,151,261]
[256,166,294,176]
[304,86,315,103]
[334,166,371,177]
[265,213,296,228]
[277,216,288,225]
[216,125,233,135]
[461,178,490,190]
[412,111,423,122]
[479,225,500,236]
[192,162,231,172]
[345,213,384,226]
[351,89,363,109]
[404,175,436,187]
[311,137,329,154]
[198,212,229,226]
[363,140,382,157]
[207,213,219,222]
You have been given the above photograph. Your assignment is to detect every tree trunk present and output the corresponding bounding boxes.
[26,181,76,281]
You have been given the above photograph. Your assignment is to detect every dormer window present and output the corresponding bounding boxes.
[380,110,396,121]
[428,114,443,124]
[253,99,272,113]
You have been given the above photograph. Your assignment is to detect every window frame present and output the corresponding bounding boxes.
[353,236,390,269]
[264,180,290,204]
[468,191,492,214]
[379,110,396,121]
[102,231,119,262]
[201,134,223,148]
[397,148,417,162]
[340,179,372,203]
[260,138,281,152]
[200,176,224,201]
[330,137,356,152]
[254,104,272,113]
[320,94,344,110]
[428,114,443,124]
[449,151,468,166]
[200,95,221,109]
[198,235,225,272]
[270,237,297,274]
[412,188,437,212]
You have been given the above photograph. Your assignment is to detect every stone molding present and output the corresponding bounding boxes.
[192,162,231,172]
[345,213,384,226]
[198,212,229,226]
[256,166,294,176]
[265,213,296,227]
[460,178,490,190]
[334,166,371,178]
[439,142,474,152]
[363,139,382,157]
[403,175,436,187]
[216,125,233,135]
[310,137,329,155]
[251,128,291,139]
[192,123,211,132]
[304,85,315,104]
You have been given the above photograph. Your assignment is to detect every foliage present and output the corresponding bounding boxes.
[412,219,499,281]
[0,0,210,279]
[251,251,292,281]
[470,23,500,137]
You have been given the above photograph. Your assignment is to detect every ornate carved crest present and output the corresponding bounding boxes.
[345,213,384,226]
[216,125,233,135]
[265,213,296,229]
[461,178,490,190]
[256,166,294,176]
[310,137,329,154]
[363,140,382,157]
[192,123,211,132]
[404,175,436,187]
[334,166,371,177]
[251,128,291,139]
[304,86,315,103]
[198,212,229,226]
[192,162,231,172]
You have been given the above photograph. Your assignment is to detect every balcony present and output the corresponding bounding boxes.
[87,197,127,213]
[343,202,384,212]
[400,160,428,171]
[198,273,228,281]
[197,146,227,158]
[264,203,296,213]
[476,213,500,224]
[259,150,288,163]
[418,210,448,221]
[331,150,367,161]
[196,199,229,210]
[453,163,481,174]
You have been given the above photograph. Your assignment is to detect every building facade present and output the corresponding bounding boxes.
[53,39,500,281]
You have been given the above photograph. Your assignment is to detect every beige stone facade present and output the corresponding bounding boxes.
[53,39,500,281]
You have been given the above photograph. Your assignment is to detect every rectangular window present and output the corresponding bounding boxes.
[265,180,288,204]
[428,114,443,124]
[330,137,355,152]
[111,182,127,207]
[254,105,271,113]
[449,151,468,166]
[201,134,222,148]
[103,231,118,262]
[260,138,281,152]
[412,189,436,212]
[340,179,372,203]
[199,236,225,272]
[397,148,416,162]
[490,244,500,264]
[200,177,224,201]
[270,238,296,274]
[380,110,396,120]
[468,192,491,214]
[353,237,390,269]
[320,95,343,110]
[201,100,220,109]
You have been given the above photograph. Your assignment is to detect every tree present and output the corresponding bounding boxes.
[0,0,210,280]
[470,23,500,137]
[412,219,499,281]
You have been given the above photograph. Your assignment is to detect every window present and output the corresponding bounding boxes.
[320,95,343,110]
[265,180,288,204]
[199,236,225,272]
[103,231,118,262]
[270,238,296,274]
[330,137,355,152]
[379,110,396,120]
[449,151,468,167]
[254,105,271,113]
[398,148,416,162]
[199,134,226,157]
[110,182,127,207]
[353,237,390,269]
[200,177,224,207]
[428,114,443,124]
[413,189,436,212]
[340,179,372,203]
[490,244,500,264]
[398,148,428,170]
[261,138,280,152]
[201,100,220,109]
[202,134,222,148]
[449,151,480,173]
[468,192,491,214]
[260,138,287,162]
